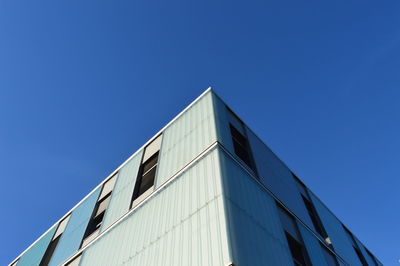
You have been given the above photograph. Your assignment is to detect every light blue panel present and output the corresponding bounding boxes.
[155,91,217,187]
[17,226,57,266]
[211,93,234,153]
[219,148,294,266]
[80,148,231,266]
[245,127,315,231]
[310,192,362,266]
[298,223,328,266]
[49,188,101,266]
[101,150,143,231]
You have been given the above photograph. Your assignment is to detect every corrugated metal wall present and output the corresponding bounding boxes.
[218,148,295,266]
[80,148,231,266]
[298,223,328,266]
[49,188,100,266]
[101,150,143,231]
[212,92,316,238]
[155,91,217,187]
[17,226,57,266]
[310,192,361,266]
[245,127,315,231]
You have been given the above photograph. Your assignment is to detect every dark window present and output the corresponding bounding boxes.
[302,196,328,240]
[321,245,339,266]
[343,226,368,266]
[354,247,368,266]
[131,135,162,206]
[286,232,309,266]
[39,215,70,266]
[39,235,61,266]
[277,204,310,266]
[82,193,111,246]
[133,152,159,201]
[229,124,253,168]
[365,249,378,266]
[81,173,117,248]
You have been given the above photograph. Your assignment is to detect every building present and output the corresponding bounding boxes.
[10,88,382,266]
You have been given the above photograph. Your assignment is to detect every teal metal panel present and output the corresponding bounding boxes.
[101,150,143,231]
[49,188,101,266]
[245,127,315,232]
[310,192,362,266]
[17,226,57,266]
[219,148,294,266]
[298,223,328,266]
[80,148,231,266]
[155,91,217,187]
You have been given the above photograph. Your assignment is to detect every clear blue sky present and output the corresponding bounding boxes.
[1,0,399,265]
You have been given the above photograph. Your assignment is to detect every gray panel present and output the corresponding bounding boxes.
[310,192,362,266]
[219,148,295,266]
[101,150,143,231]
[155,91,217,187]
[80,148,231,266]
[245,127,315,231]
[17,226,57,266]
[49,188,101,266]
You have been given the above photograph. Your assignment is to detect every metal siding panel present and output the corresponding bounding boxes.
[219,148,295,266]
[245,127,316,231]
[49,188,101,266]
[298,223,328,266]
[212,93,234,153]
[310,192,362,266]
[17,226,57,266]
[100,150,143,231]
[155,91,217,188]
[80,148,231,266]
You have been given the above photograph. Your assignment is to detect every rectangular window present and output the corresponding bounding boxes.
[302,195,329,242]
[343,226,368,266]
[40,214,71,266]
[321,244,339,266]
[81,174,117,247]
[229,124,253,169]
[365,249,378,266]
[131,134,162,206]
[277,204,310,266]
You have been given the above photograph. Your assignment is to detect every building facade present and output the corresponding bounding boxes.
[10,89,382,266]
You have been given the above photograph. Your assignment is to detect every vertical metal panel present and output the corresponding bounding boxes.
[155,91,217,188]
[211,93,234,153]
[100,150,143,231]
[17,226,57,266]
[245,127,315,231]
[298,223,328,266]
[49,188,101,266]
[80,148,231,266]
[218,148,295,266]
[310,192,362,266]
